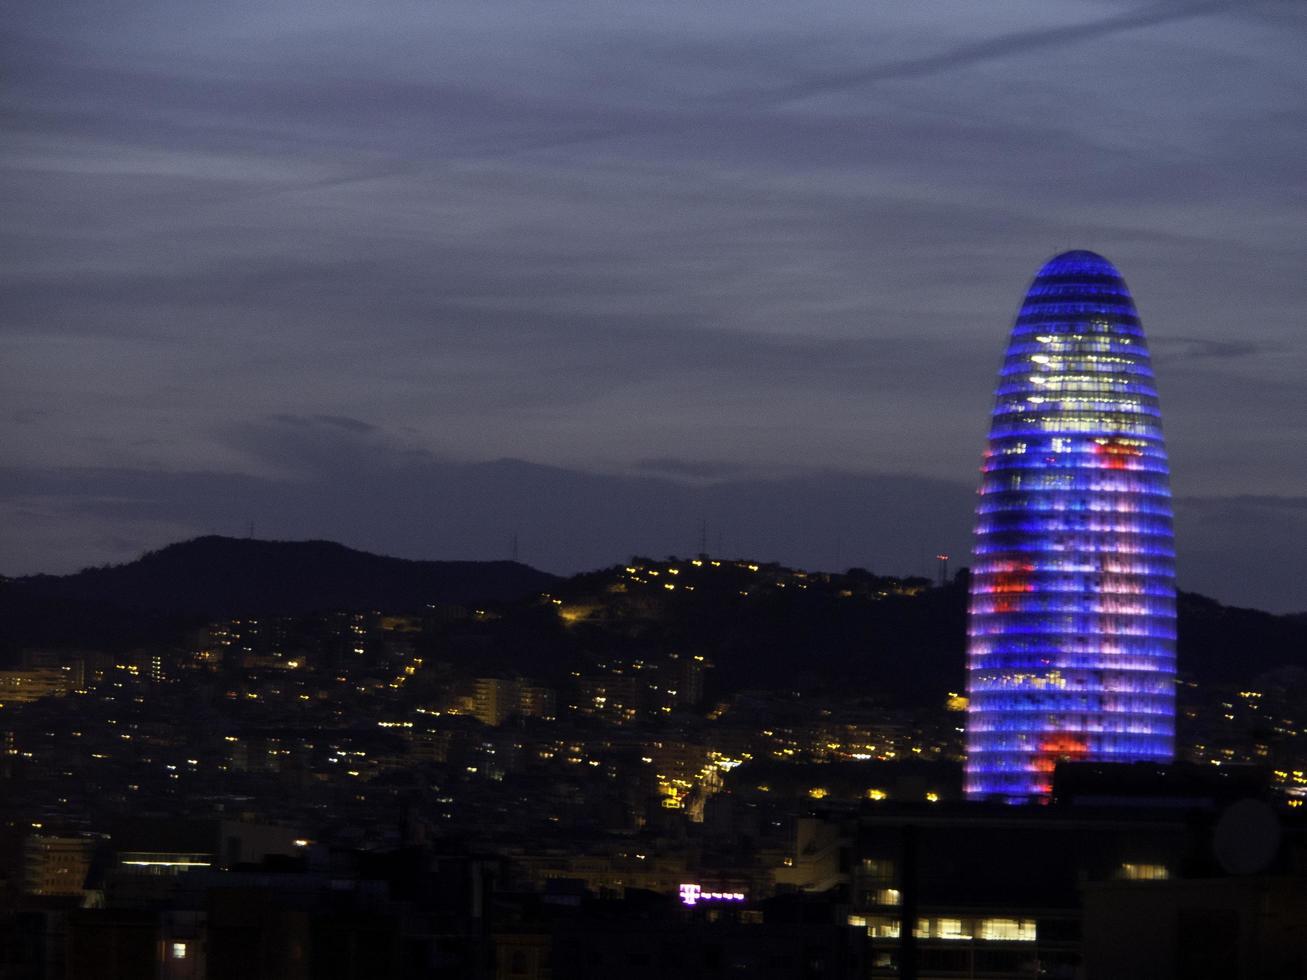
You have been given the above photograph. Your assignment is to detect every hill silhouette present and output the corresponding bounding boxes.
[13,535,558,615]
[1,540,1302,700]
[1,537,558,654]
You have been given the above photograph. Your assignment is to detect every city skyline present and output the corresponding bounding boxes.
[964,251,1176,802]
[4,1,1306,613]
[4,5,1306,975]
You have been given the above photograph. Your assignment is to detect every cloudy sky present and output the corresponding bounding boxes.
[3,0,1305,611]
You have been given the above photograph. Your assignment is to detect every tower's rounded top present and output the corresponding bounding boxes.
[1010,247,1145,348]
[1034,249,1122,280]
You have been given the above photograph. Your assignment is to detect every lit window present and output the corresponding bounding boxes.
[1117,862,1169,881]
[915,917,972,940]
[977,918,1037,941]
[171,942,188,960]
[861,858,894,880]
[866,915,900,938]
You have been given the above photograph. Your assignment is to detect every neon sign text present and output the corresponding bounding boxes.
[678,883,746,906]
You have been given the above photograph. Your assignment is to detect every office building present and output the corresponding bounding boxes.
[965,251,1176,801]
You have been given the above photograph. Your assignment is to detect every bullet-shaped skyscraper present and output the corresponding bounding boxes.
[965,251,1175,803]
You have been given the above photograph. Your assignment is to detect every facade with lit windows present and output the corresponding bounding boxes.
[964,250,1175,803]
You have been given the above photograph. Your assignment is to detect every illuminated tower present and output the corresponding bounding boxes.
[965,250,1175,803]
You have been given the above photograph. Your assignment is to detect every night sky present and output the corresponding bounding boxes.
[4,1,1305,612]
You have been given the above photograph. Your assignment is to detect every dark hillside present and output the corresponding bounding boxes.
[2,542,1302,701]
[1,536,558,655]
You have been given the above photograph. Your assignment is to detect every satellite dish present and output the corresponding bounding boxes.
[1213,799,1281,875]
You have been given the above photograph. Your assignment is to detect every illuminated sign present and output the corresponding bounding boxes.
[678,883,746,906]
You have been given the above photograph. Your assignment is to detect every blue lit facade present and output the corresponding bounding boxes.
[964,251,1175,803]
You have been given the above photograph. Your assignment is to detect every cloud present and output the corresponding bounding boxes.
[1,0,1305,614]
[268,413,377,434]
[1151,336,1264,360]
[0,457,975,585]
[3,417,1303,612]
[631,458,785,481]
[1175,494,1307,517]
[0,411,975,580]
[1172,494,1307,613]
[768,0,1245,105]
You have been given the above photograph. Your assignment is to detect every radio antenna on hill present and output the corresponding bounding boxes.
[936,553,950,588]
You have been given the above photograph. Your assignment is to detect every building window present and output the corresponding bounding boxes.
[870,888,901,906]
[977,918,1037,942]
[1117,862,1169,880]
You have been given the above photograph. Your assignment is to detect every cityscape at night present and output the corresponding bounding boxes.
[4,1,1307,978]
[1,539,1305,977]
